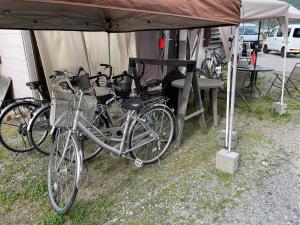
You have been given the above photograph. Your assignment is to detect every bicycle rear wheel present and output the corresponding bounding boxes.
[0,101,39,152]
[128,105,175,164]
[28,105,53,155]
[48,132,80,214]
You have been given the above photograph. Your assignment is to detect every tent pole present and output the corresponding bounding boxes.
[254,21,262,68]
[228,26,239,152]
[280,17,288,105]
[81,32,91,75]
[225,59,232,147]
[163,30,170,77]
[108,32,111,65]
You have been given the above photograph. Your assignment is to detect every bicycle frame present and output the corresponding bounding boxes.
[56,91,158,186]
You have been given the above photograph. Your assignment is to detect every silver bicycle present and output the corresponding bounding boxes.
[47,71,175,213]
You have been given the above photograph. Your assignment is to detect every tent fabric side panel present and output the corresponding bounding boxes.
[34,31,137,95]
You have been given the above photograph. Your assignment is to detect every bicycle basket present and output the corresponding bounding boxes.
[50,90,97,128]
[113,73,132,97]
[73,73,91,90]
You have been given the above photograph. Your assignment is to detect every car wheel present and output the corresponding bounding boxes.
[263,45,270,54]
[281,47,285,58]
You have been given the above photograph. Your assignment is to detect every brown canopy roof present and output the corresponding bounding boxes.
[0,0,240,31]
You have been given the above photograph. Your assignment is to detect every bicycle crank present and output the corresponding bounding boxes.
[134,159,143,168]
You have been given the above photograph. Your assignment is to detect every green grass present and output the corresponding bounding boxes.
[0,187,20,212]
[1,85,300,224]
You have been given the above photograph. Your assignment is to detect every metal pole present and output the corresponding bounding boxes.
[254,21,262,68]
[228,26,239,152]
[108,32,111,65]
[163,30,170,77]
[225,60,232,147]
[280,17,288,105]
[81,32,91,75]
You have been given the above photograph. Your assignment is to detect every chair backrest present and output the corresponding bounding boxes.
[235,70,250,93]
[288,63,300,84]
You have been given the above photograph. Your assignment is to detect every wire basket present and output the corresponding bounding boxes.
[50,90,97,128]
[113,74,132,97]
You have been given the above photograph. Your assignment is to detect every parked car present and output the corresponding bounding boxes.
[263,24,300,57]
[239,23,262,50]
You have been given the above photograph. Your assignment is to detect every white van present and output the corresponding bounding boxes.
[239,23,261,50]
[263,24,300,57]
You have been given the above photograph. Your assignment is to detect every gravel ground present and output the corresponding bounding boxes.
[221,118,300,225]
[1,72,300,224]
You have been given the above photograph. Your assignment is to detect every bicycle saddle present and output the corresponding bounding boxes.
[144,79,161,87]
[26,81,43,89]
[121,97,143,111]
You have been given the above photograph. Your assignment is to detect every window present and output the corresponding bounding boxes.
[277,28,291,37]
[270,29,277,37]
[277,28,283,37]
[239,25,259,35]
[293,28,300,38]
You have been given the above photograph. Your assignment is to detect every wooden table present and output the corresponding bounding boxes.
[172,78,224,127]
[127,57,207,148]
[237,66,274,97]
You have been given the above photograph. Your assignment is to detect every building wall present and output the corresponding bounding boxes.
[0,30,32,98]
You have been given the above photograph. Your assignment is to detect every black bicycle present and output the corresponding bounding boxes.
[201,47,227,80]
[0,81,48,152]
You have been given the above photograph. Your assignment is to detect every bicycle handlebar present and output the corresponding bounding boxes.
[50,70,96,94]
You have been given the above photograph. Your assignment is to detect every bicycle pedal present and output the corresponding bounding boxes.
[134,159,143,168]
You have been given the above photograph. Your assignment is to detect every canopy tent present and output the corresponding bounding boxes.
[0,0,241,148]
[0,0,240,31]
[218,0,300,151]
[241,0,300,106]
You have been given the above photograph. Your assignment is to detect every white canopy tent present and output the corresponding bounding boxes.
[221,0,300,151]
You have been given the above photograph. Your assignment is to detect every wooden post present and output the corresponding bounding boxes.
[175,65,193,148]
[191,69,207,134]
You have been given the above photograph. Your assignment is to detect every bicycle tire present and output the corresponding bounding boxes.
[0,100,40,152]
[48,133,81,214]
[128,104,175,164]
[28,104,53,155]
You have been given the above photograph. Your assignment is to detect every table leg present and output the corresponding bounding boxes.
[209,89,213,114]
[175,71,193,148]
[250,71,255,96]
[176,89,182,119]
[212,88,218,127]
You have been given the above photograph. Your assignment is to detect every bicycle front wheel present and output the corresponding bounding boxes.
[48,132,81,214]
[201,58,217,78]
[128,105,175,164]
[0,101,39,152]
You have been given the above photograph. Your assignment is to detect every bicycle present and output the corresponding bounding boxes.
[27,64,128,159]
[201,47,227,80]
[0,81,48,152]
[47,70,175,213]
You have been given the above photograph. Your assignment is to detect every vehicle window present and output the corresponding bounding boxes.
[270,29,277,37]
[244,26,258,35]
[278,28,291,37]
[277,28,283,37]
[293,28,300,38]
